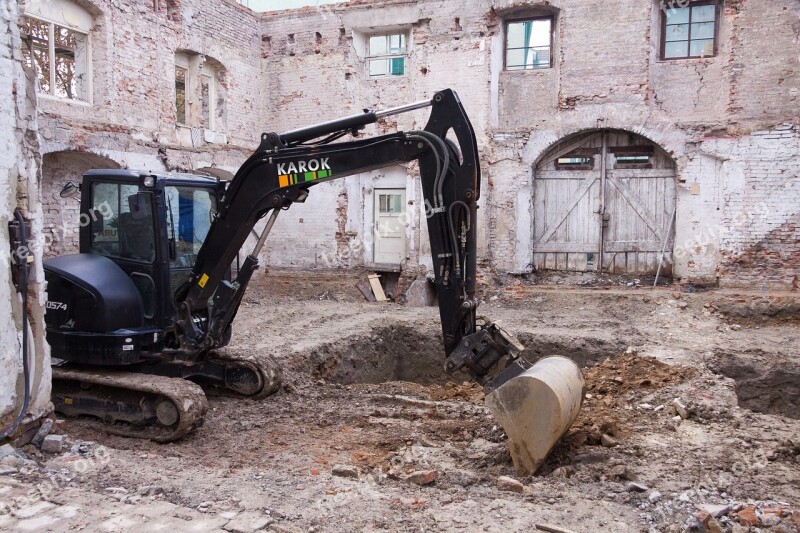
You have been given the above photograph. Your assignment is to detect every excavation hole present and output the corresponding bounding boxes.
[712,361,800,419]
[308,325,629,386]
[516,332,628,368]
[310,325,450,386]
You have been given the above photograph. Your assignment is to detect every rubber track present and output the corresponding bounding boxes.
[52,367,209,442]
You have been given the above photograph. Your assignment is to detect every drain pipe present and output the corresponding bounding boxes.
[1,211,31,440]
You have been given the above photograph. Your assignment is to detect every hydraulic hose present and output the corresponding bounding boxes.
[1,211,31,440]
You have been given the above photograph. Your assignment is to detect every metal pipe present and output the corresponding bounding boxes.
[598,133,607,273]
[250,208,280,259]
[374,98,433,119]
[280,98,433,145]
[654,206,677,287]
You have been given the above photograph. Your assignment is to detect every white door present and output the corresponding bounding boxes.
[373,189,407,264]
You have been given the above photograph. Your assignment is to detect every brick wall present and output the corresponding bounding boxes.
[716,126,800,289]
[13,0,800,288]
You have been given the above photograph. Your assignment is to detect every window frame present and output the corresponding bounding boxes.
[20,14,92,103]
[89,182,157,265]
[365,31,409,80]
[175,64,188,126]
[660,0,720,61]
[504,16,555,71]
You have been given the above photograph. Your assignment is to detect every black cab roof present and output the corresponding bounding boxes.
[84,169,221,186]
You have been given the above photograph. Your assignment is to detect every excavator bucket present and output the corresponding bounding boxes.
[485,356,585,476]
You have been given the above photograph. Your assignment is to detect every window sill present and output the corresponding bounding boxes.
[204,129,227,145]
[174,124,228,145]
[37,93,93,107]
[656,56,717,64]
[502,68,554,73]
[367,74,408,81]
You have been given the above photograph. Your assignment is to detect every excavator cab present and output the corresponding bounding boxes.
[44,170,226,365]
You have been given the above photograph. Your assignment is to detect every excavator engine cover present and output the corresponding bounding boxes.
[44,254,161,365]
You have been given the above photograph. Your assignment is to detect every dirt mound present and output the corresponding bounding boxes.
[552,353,697,458]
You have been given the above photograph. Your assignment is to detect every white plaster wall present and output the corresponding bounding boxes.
[0,0,51,428]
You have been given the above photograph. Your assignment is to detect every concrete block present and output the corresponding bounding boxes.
[41,434,65,454]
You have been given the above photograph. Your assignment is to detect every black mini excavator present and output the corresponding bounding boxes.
[44,90,583,473]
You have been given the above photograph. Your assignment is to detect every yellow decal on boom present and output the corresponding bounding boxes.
[198,274,209,288]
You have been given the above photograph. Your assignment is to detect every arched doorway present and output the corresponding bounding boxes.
[533,130,676,275]
[42,151,121,257]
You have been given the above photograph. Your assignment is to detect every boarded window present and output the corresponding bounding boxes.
[662,2,718,59]
[505,18,553,70]
[367,33,407,78]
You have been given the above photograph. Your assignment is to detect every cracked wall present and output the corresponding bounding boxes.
[258,0,798,288]
[12,0,800,289]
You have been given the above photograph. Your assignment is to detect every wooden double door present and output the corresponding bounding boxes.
[533,130,676,275]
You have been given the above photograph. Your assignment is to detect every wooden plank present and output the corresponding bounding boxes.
[606,176,663,239]
[356,281,377,302]
[535,170,598,179]
[536,173,599,246]
[535,242,604,253]
[368,273,388,302]
[614,253,626,274]
[613,168,675,179]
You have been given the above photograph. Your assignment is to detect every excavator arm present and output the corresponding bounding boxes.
[175,89,525,390]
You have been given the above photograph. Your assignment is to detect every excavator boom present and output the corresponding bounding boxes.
[171,88,585,474]
[175,89,520,389]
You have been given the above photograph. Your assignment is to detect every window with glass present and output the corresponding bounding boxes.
[505,18,553,70]
[379,193,403,214]
[165,187,217,269]
[367,33,407,78]
[21,16,90,101]
[662,2,718,59]
[91,182,156,263]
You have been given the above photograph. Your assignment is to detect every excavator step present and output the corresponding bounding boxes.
[52,367,208,442]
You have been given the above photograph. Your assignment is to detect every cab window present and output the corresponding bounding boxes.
[165,186,216,269]
[91,182,156,263]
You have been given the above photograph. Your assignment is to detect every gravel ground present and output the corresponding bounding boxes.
[1,275,798,532]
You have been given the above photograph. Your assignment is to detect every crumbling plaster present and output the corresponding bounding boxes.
[13,0,800,290]
[1,0,51,428]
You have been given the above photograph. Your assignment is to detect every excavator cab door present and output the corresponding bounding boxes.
[163,184,219,301]
[82,179,160,325]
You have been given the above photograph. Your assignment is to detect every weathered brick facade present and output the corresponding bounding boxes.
[15,0,800,289]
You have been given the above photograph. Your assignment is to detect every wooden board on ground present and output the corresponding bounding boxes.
[355,281,377,302]
[368,273,389,302]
